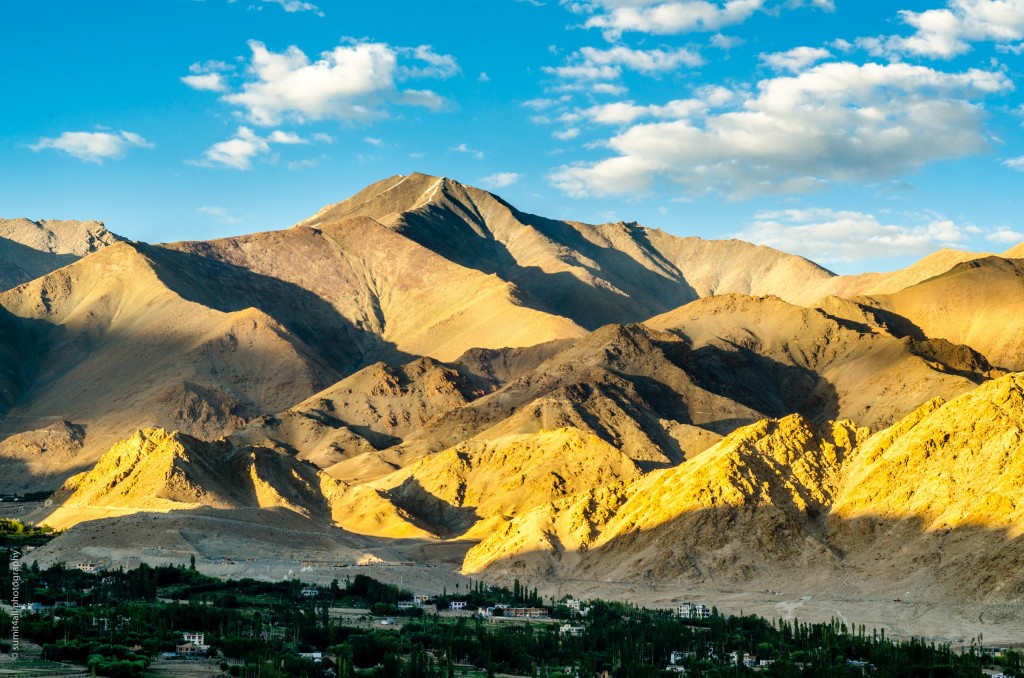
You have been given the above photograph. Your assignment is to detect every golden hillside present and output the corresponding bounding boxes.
[464,373,1024,602]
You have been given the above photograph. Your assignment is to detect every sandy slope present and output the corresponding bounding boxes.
[645,294,989,430]
[864,257,1024,370]
[0,243,334,490]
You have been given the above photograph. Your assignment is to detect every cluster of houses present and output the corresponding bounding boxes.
[729,651,774,668]
[161,632,209,660]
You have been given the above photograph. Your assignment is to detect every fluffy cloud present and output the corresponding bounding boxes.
[196,126,307,170]
[479,172,522,189]
[1003,155,1024,170]
[182,60,233,92]
[218,40,457,126]
[760,46,832,72]
[882,0,1024,58]
[30,130,154,163]
[735,208,969,263]
[549,61,1012,199]
[182,73,228,92]
[259,0,324,15]
[988,227,1024,243]
[566,0,767,38]
[543,45,704,95]
[560,90,729,125]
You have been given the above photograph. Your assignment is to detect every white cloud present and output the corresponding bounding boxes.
[988,227,1024,243]
[1003,155,1024,170]
[735,208,969,263]
[181,73,228,92]
[523,95,573,110]
[287,157,323,170]
[882,0,1024,58]
[480,172,522,189]
[199,206,242,224]
[544,45,704,83]
[479,71,491,82]
[219,40,456,126]
[785,0,834,9]
[554,127,582,139]
[568,0,767,38]
[760,46,831,72]
[195,126,306,170]
[30,130,154,164]
[398,45,461,79]
[451,143,484,159]
[182,60,233,91]
[261,0,324,15]
[592,82,629,95]
[710,33,745,49]
[562,96,714,125]
[364,137,383,146]
[549,61,1012,199]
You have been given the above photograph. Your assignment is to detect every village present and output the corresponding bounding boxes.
[2,554,1019,677]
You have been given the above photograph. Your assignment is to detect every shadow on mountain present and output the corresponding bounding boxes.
[138,244,415,375]
[384,476,481,538]
[396,204,698,329]
[680,342,841,424]
[637,331,840,425]
[26,505,449,566]
[0,305,75,431]
[472,506,1024,607]
[0,238,80,292]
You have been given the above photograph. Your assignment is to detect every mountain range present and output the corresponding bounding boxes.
[5,172,1024,637]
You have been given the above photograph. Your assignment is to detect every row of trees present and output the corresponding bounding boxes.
[1,559,1015,678]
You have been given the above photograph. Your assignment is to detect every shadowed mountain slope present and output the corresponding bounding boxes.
[0,242,336,490]
[645,294,990,430]
[298,173,836,328]
[862,257,1024,371]
[0,218,122,291]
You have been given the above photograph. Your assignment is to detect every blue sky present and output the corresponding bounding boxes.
[4,0,1024,274]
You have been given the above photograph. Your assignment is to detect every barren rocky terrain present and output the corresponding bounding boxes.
[5,173,1024,643]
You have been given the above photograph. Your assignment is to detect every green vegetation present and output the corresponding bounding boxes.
[0,518,57,547]
[0,552,1014,678]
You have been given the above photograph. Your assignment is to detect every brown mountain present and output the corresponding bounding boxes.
[297,173,836,328]
[0,218,121,291]
[862,257,1024,370]
[11,173,1024,638]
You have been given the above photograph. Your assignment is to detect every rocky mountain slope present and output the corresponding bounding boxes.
[464,373,1024,603]
[6,172,1024,633]
[0,218,121,291]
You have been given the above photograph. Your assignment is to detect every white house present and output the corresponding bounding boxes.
[182,631,206,646]
[676,602,711,619]
[449,601,468,610]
